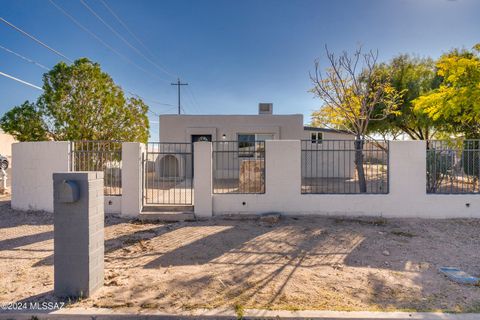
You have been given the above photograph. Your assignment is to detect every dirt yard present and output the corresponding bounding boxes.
[1,198,480,313]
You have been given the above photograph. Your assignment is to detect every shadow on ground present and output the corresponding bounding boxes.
[2,205,480,313]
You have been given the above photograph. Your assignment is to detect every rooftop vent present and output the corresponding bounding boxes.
[258,103,273,115]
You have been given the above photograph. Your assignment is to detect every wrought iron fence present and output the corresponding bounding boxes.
[144,142,193,205]
[213,140,265,194]
[301,139,389,194]
[70,140,122,195]
[426,140,480,194]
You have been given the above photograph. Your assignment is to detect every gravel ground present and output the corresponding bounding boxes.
[1,199,479,313]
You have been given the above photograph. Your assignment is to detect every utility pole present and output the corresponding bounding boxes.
[171,78,188,114]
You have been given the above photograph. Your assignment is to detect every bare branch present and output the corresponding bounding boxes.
[310,45,398,138]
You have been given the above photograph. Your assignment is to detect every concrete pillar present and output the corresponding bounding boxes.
[265,140,301,199]
[12,141,70,212]
[194,141,212,218]
[121,142,145,217]
[389,140,426,197]
[53,172,104,298]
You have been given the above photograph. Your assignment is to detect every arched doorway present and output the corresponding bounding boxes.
[159,154,179,178]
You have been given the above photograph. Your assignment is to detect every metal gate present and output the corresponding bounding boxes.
[143,142,193,205]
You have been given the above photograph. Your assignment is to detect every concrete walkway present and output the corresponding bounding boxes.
[1,308,479,319]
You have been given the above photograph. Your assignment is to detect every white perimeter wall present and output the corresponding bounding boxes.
[12,141,143,216]
[12,141,70,212]
[15,140,480,218]
[105,196,121,214]
[210,140,480,219]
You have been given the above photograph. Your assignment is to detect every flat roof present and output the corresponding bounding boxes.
[159,114,303,117]
[303,126,352,134]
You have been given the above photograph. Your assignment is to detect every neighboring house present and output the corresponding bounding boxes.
[157,103,355,180]
[0,129,17,164]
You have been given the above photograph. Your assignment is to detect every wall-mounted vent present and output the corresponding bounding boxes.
[258,103,273,115]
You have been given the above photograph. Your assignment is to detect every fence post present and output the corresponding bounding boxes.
[266,140,301,199]
[389,140,426,199]
[121,142,145,217]
[194,141,212,218]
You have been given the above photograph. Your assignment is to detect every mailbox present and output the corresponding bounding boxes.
[58,180,80,203]
[53,172,104,298]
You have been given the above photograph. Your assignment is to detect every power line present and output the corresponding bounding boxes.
[0,69,167,131]
[0,17,73,62]
[0,44,50,71]
[0,40,172,117]
[100,0,202,114]
[147,107,176,117]
[81,0,199,115]
[187,86,199,106]
[182,91,194,113]
[99,0,177,79]
[80,0,174,81]
[185,86,200,113]
[149,100,176,107]
[47,0,179,119]
[1,6,175,130]
[48,0,169,84]
[1,44,173,120]
[126,91,175,107]
[0,70,43,90]
[99,0,203,114]
[148,109,160,117]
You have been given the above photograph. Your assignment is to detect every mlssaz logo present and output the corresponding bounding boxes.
[1,302,65,311]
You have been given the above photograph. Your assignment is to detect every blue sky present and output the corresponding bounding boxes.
[1,0,479,139]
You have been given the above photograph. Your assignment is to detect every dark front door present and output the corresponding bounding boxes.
[191,134,212,143]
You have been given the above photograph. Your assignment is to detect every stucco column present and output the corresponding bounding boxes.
[194,141,212,218]
[265,140,301,201]
[121,142,145,217]
[388,140,426,199]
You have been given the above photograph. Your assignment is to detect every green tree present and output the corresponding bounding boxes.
[1,58,149,142]
[370,55,442,140]
[0,101,48,141]
[414,44,480,139]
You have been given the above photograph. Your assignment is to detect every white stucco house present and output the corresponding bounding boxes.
[159,103,353,143]
[156,104,355,181]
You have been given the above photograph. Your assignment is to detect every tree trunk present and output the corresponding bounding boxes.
[354,138,367,193]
